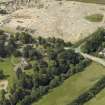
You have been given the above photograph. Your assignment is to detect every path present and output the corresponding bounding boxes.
[76,46,105,67]
[65,47,105,67]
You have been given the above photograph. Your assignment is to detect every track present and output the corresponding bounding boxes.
[65,47,105,67]
[75,46,105,67]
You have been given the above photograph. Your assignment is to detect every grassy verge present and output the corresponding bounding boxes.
[85,14,104,22]
[33,62,105,105]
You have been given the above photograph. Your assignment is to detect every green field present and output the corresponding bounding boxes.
[0,56,19,87]
[69,0,105,4]
[33,62,105,105]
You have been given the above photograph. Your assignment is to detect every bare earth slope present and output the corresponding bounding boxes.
[1,0,105,43]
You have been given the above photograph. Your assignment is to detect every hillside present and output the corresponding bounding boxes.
[0,1,105,105]
[1,0,105,43]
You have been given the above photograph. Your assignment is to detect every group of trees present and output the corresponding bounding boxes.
[0,31,91,105]
[0,30,72,58]
[69,76,105,105]
[0,32,17,57]
[82,28,105,53]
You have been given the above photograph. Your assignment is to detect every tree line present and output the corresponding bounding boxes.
[82,28,105,54]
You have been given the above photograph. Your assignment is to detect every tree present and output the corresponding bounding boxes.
[0,37,7,57]
[39,86,48,96]
[31,87,40,101]
[21,32,33,44]
[82,28,105,53]
[15,67,23,79]
[19,95,32,105]
[0,90,5,101]
[57,49,80,65]
[6,38,17,55]
[0,69,5,79]
[49,76,60,89]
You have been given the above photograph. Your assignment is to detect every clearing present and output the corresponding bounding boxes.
[0,56,19,88]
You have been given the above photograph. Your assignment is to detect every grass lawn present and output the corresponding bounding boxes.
[0,56,19,88]
[85,85,105,105]
[68,0,105,4]
[33,62,105,105]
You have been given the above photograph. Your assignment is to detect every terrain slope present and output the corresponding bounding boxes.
[1,0,105,43]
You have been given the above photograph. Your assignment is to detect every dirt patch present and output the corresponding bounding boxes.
[0,80,8,90]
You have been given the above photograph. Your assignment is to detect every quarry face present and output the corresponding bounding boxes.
[1,0,105,43]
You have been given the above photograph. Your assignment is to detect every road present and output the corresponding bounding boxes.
[65,47,105,67]
[80,52,105,67]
